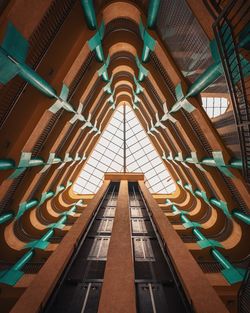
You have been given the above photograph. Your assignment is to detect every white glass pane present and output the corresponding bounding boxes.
[73,104,175,194]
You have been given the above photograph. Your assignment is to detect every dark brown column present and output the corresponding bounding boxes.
[138,180,229,313]
[98,180,136,313]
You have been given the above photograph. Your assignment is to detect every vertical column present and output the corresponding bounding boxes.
[138,180,228,313]
[98,180,136,313]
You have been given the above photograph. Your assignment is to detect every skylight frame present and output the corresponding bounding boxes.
[73,104,176,195]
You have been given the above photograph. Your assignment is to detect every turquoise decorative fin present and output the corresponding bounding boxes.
[2,22,29,63]
[212,151,234,178]
[197,239,222,249]
[60,84,69,101]
[25,240,49,250]
[0,53,19,84]
[222,267,245,285]
[0,269,24,286]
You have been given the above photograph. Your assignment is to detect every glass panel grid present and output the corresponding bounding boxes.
[202,97,229,118]
[73,105,175,194]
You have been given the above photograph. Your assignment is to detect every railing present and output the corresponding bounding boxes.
[212,0,250,184]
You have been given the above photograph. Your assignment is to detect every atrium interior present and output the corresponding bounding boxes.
[0,1,249,313]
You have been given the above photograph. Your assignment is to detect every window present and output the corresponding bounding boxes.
[73,105,176,195]
[202,97,229,118]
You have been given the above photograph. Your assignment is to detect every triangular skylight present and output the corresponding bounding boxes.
[73,105,176,195]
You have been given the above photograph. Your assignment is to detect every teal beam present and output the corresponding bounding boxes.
[180,214,190,224]
[53,157,62,164]
[212,249,232,270]
[0,23,57,98]
[156,37,249,126]
[142,45,150,63]
[59,215,67,224]
[0,159,15,170]
[81,0,97,30]
[95,44,105,63]
[211,249,245,284]
[193,228,222,249]
[25,203,78,250]
[13,250,34,272]
[88,21,105,62]
[26,199,39,211]
[232,211,250,225]
[185,63,222,99]
[0,199,80,286]
[171,201,221,248]
[133,76,143,94]
[209,198,228,211]
[50,215,68,230]
[25,229,54,250]
[193,228,206,241]
[135,55,148,82]
[16,199,39,219]
[98,55,110,81]
[182,154,243,169]
[139,20,156,63]
[167,41,222,115]
[180,213,201,229]
[39,190,55,206]
[0,154,82,177]
[26,158,45,167]
[230,159,243,169]
[0,213,14,224]
[18,62,57,98]
[147,0,161,28]
[0,183,69,224]
[57,185,66,193]
[183,182,250,224]
[206,197,230,218]
[171,204,188,216]
[170,152,244,177]
[184,183,194,195]
[194,189,203,198]
[62,205,77,216]
[44,190,55,200]
[40,229,54,242]
[0,250,34,286]
[201,158,218,167]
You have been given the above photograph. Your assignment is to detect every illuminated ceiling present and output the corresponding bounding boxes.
[74,104,175,194]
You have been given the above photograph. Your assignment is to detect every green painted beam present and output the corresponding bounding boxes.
[211,249,245,284]
[81,0,97,30]
[0,159,15,170]
[168,152,244,176]
[192,228,222,249]
[180,213,201,229]
[0,213,14,224]
[232,211,250,225]
[0,153,83,179]
[0,250,34,286]
[179,181,250,225]
[0,23,57,98]
[147,0,161,28]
